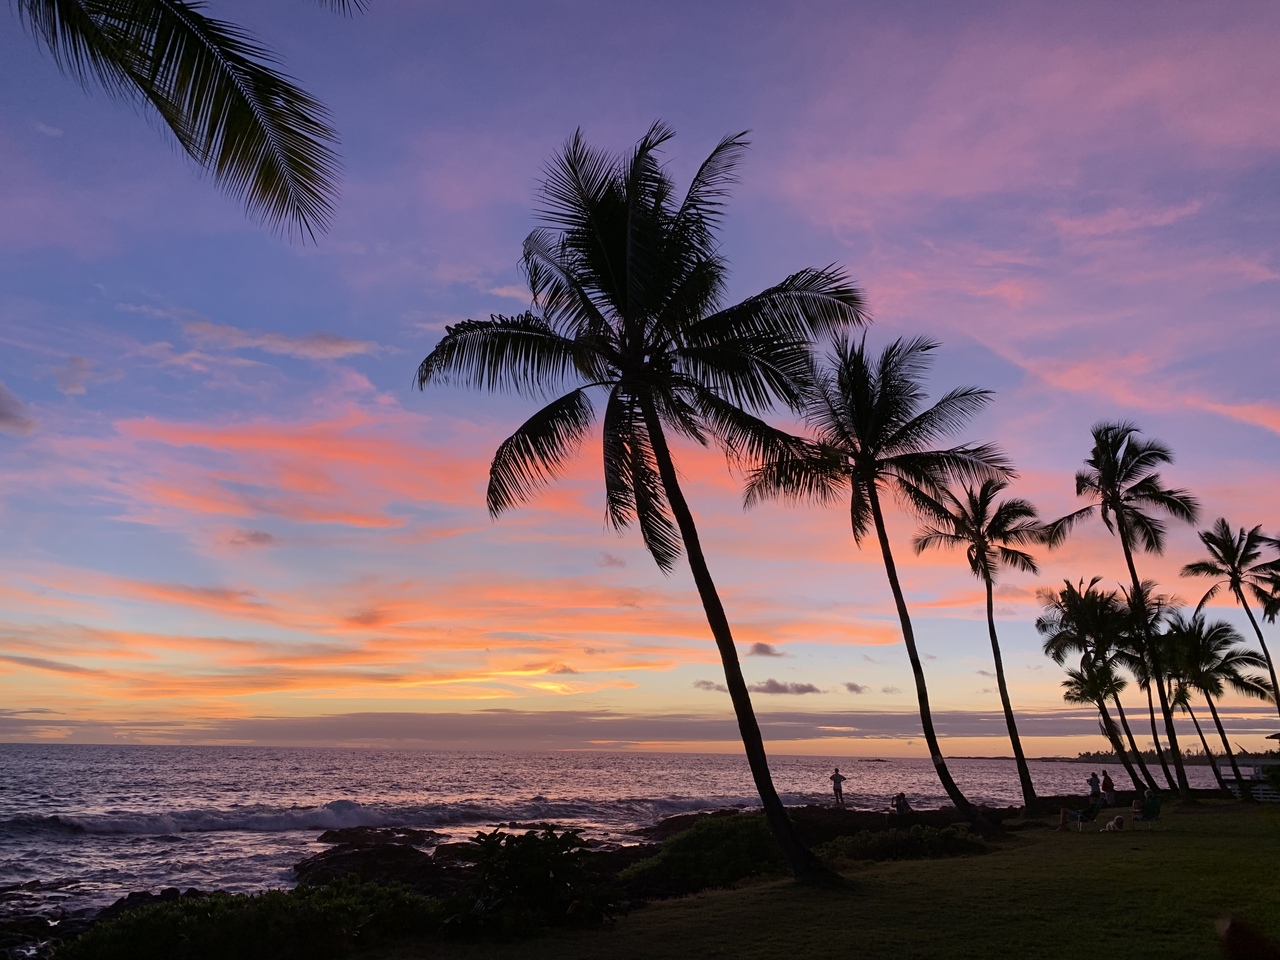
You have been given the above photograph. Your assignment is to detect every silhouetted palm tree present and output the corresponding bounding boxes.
[744,335,1007,822]
[1182,519,1280,721]
[12,0,361,237]
[911,479,1042,807]
[1046,421,1200,798]
[1037,578,1149,791]
[1166,612,1273,800]
[416,123,866,880]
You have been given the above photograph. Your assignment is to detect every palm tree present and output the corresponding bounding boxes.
[1061,655,1135,783]
[1046,421,1200,798]
[910,479,1042,807]
[1182,519,1280,721]
[1166,612,1273,800]
[744,335,1008,823]
[1037,578,1149,791]
[12,0,360,238]
[416,124,866,880]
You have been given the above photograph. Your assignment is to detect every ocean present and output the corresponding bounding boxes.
[0,743,1220,921]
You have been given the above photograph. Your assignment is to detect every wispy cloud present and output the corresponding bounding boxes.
[748,679,822,695]
[0,381,36,435]
[182,320,381,360]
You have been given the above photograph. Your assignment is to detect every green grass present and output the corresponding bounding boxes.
[363,802,1280,960]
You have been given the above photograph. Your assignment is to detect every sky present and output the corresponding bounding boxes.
[1,0,1277,756]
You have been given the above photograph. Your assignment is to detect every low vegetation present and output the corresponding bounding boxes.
[366,801,1278,960]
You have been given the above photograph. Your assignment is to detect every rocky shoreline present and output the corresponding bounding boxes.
[1,792,1216,959]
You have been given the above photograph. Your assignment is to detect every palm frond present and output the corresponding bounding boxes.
[1042,505,1096,548]
[743,441,847,511]
[416,313,584,396]
[18,0,342,238]
[486,388,595,515]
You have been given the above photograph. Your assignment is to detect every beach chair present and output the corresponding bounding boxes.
[1131,795,1163,829]
[1068,799,1104,832]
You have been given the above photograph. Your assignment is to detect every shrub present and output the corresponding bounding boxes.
[444,826,613,935]
[815,825,987,867]
[619,813,784,895]
[55,878,443,960]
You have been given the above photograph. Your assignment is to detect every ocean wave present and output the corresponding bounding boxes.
[0,794,803,839]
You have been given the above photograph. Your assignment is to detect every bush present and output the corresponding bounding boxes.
[444,827,614,934]
[815,825,987,867]
[56,878,444,960]
[619,813,784,895]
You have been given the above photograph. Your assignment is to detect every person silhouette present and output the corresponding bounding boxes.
[1100,769,1116,805]
[830,767,847,807]
[1087,771,1101,798]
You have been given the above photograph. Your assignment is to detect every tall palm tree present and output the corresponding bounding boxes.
[12,0,361,238]
[416,124,866,880]
[744,335,1008,823]
[1037,578,1149,791]
[910,479,1042,807]
[1182,519,1280,721]
[1166,612,1273,801]
[1046,421,1200,798]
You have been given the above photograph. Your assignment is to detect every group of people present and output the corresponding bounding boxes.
[828,767,914,814]
[1058,769,1161,831]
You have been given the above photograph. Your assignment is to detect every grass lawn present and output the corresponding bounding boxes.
[365,801,1280,960]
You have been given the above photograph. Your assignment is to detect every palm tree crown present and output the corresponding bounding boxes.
[421,123,865,567]
[1047,420,1200,561]
[911,479,1041,582]
[417,123,866,879]
[1182,519,1280,611]
[743,335,1008,523]
[13,0,361,238]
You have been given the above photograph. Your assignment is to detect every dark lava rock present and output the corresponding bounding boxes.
[96,887,208,923]
[429,841,483,865]
[294,843,467,897]
[315,826,445,847]
[632,807,743,842]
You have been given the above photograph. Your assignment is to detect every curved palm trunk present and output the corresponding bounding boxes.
[1184,703,1229,793]
[1095,699,1135,787]
[1117,526,1190,798]
[1109,694,1153,790]
[1236,589,1280,721]
[984,576,1036,807]
[1205,695,1254,802]
[641,402,829,881]
[867,484,985,825]
[1145,685,1176,791]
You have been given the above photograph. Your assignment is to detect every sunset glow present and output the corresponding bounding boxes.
[1,0,1277,756]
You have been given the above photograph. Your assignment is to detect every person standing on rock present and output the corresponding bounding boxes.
[830,768,847,807]
[1088,771,1101,799]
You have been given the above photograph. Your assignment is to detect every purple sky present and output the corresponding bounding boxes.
[0,0,1277,754]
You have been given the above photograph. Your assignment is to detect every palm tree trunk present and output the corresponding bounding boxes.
[640,401,828,881]
[984,576,1036,808]
[1184,702,1228,793]
[1145,685,1176,791]
[866,483,984,825]
[1236,589,1280,721]
[1116,525,1190,798]
[1205,694,1254,802]
[1095,699,1135,787]
[1110,694,1154,790]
